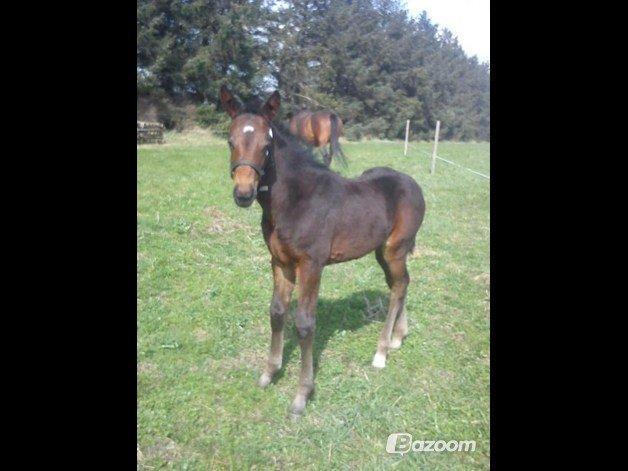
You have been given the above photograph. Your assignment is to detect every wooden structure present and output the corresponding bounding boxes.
[137,121,164,144]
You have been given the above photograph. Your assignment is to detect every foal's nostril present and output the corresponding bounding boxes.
[233,187,256,207]
[234,188,254,199]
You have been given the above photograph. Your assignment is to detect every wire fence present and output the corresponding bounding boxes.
[406,142,490,181]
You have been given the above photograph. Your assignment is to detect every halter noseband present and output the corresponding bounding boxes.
[229,127,273,179]
[230,159,268,178]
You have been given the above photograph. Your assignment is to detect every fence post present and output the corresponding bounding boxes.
[430,120,440,174]
[403,120,410,156]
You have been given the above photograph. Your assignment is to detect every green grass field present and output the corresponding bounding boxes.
[137,131,490,470]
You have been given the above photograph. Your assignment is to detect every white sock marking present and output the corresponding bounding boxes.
[372,352,386,368]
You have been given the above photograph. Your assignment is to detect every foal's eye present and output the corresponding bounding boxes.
[264,147,271,157]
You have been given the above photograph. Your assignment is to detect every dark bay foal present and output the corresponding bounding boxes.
[220,86,426,417]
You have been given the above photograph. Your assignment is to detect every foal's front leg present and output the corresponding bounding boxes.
[259,261,295,388]
[290,260,322,417]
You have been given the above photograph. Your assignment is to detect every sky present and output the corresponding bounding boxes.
[405,0,490,63]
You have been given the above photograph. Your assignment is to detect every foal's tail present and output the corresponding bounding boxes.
[329,113,348,168]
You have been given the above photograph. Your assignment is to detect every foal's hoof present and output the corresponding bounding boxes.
[389,337,403,349]
[258,372,273,388]
[372,352,387,369]
[289,395,307,417]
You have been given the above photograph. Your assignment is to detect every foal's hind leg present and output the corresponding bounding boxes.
[259,261,295,388]
[391,307,408,349]
[373,245,409,368]
[377,244,408,349]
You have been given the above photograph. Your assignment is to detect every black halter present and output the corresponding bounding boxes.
[230,157,269,177]
[229,127,274,178]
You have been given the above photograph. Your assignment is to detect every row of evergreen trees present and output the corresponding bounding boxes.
[137,0,490,140]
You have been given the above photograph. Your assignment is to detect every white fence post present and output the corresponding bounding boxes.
[430,120,440,175]
[404,119,410,156]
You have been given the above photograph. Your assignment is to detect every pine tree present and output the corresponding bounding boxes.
[137,0,490,139]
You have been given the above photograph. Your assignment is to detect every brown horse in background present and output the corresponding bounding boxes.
[288,110,347,167]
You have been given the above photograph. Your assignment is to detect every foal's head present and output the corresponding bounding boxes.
[220,86,280,207]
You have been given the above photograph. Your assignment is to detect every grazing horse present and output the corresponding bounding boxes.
[220,86,425,417]
[288,109,347,167]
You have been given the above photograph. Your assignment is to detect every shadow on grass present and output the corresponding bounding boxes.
[271,289,389,385]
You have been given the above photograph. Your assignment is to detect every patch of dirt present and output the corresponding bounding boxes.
[137,362,157,374]
[193,328,209,342]
[473,272,490,286]
[143,437,182,464]
[202,348,266,374]
[437,369,455,381]
[410,245,442,259]
[453,332,466,342]
[198,206,251,235]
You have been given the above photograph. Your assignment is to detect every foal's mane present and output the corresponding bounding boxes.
[269,120,333,174]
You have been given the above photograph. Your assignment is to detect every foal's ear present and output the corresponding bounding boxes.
[262,90,281,121]
[220,85,240,119]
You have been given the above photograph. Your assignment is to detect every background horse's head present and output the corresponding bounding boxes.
[220,86,280,207]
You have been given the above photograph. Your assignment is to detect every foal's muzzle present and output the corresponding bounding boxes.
[233,187,257,207]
